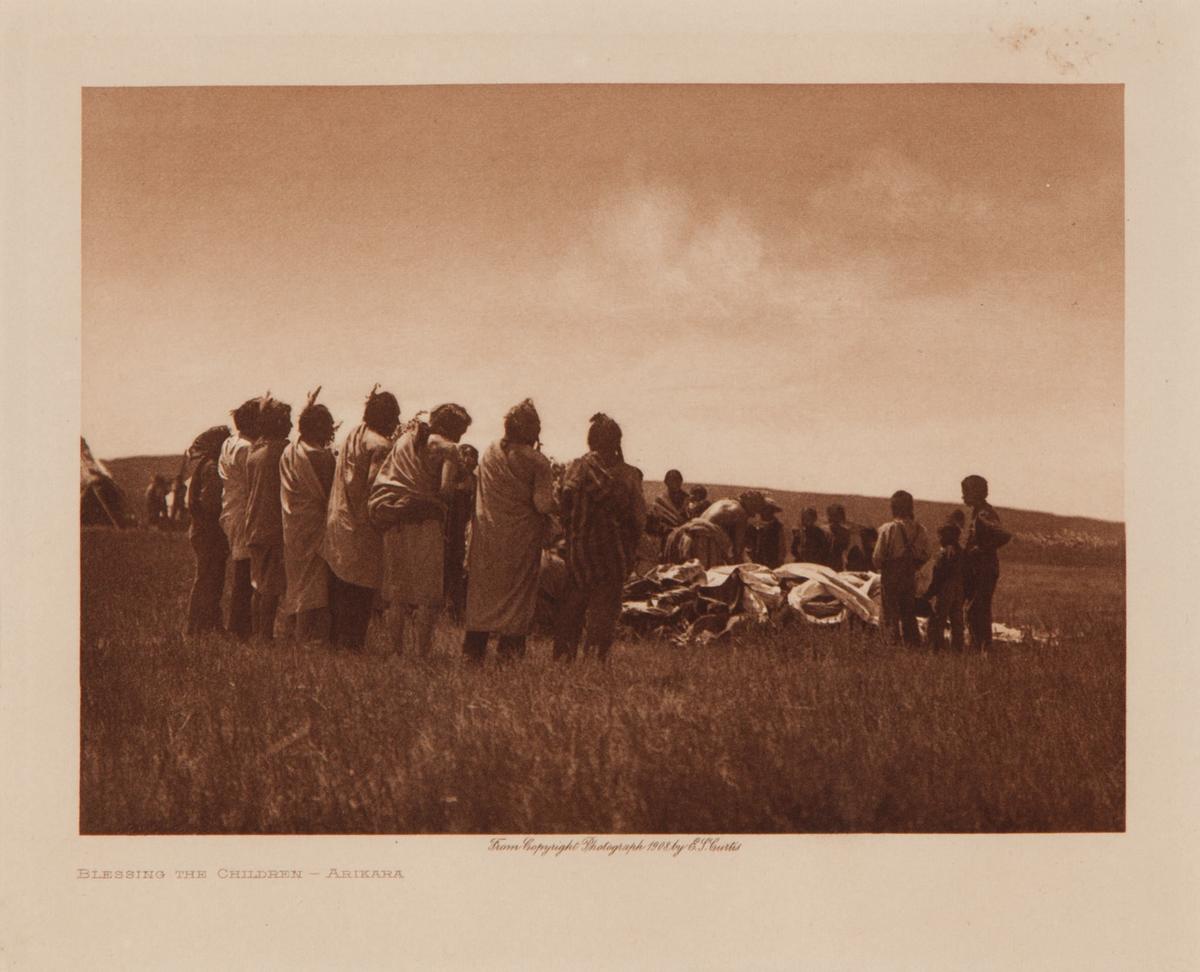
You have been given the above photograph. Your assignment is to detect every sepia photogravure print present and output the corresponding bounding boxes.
[79,83,1124,836]
[9,1,1200,967]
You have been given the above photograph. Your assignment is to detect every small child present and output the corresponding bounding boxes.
[950,508,966,530]
[845,526,878,572]
[872,491,931,646]
[825,503,852,571]
[792,507,831,564]
[923,521,965,651]
[686,485,711,519]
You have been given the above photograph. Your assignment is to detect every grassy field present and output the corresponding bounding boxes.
[80,527,1124,834]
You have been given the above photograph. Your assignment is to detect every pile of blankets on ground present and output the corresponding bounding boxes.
[617,560,1040,647]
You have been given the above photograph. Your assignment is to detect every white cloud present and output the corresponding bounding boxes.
[547,182,894,353]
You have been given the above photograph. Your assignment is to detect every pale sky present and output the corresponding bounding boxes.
[82,85,1123,519]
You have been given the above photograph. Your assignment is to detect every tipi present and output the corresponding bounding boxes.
[80,437,129,527]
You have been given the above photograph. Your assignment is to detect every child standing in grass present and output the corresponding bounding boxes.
[845,526,878,572]
[825,504,853,571]
[792,507,831,565]
[961,474,1011,650]
[872,490,931,646]
[923,521,965,651]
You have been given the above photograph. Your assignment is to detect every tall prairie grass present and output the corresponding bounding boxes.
[80,528,1124,834]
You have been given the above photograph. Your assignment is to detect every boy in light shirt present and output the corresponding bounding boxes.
[872,490,931,646]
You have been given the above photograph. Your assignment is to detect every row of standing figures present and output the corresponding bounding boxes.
[176,387,1010,661]
[645,472,1011,652]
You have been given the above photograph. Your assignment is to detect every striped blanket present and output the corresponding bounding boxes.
[648,493,689,534]
[663,518,734,569]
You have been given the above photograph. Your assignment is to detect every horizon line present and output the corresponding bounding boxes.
[99,450,1125,526]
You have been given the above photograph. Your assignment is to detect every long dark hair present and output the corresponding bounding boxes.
[502,399,541,448]
[429,403,472,442]
[231,398,261,438]
[299,403,335,447]
[587,412,623,462]
[363,386,400,438]
[258,400,293,439]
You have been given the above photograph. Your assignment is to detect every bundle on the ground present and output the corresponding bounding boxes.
[619,560,881,645]
[616,560,1042,647]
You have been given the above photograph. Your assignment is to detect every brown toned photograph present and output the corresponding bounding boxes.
[80,83,1124,835]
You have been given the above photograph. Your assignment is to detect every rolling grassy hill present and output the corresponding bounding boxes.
[103,455,186,517]
[100,454,1124,567]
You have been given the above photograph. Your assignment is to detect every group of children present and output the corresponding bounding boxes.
[871,478,1011,650]
[648,471,1012,651]
[757,482,1010,651]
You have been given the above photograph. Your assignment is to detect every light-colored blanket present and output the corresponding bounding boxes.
[280,441,331,614]
[323,423,391,589]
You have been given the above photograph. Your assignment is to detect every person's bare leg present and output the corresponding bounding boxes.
[388,603,413,655]
[497,635,526,663]
[253,592,281,642]
[463,630,488,664]
[413,604,439,658]
[295,607,329,645]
